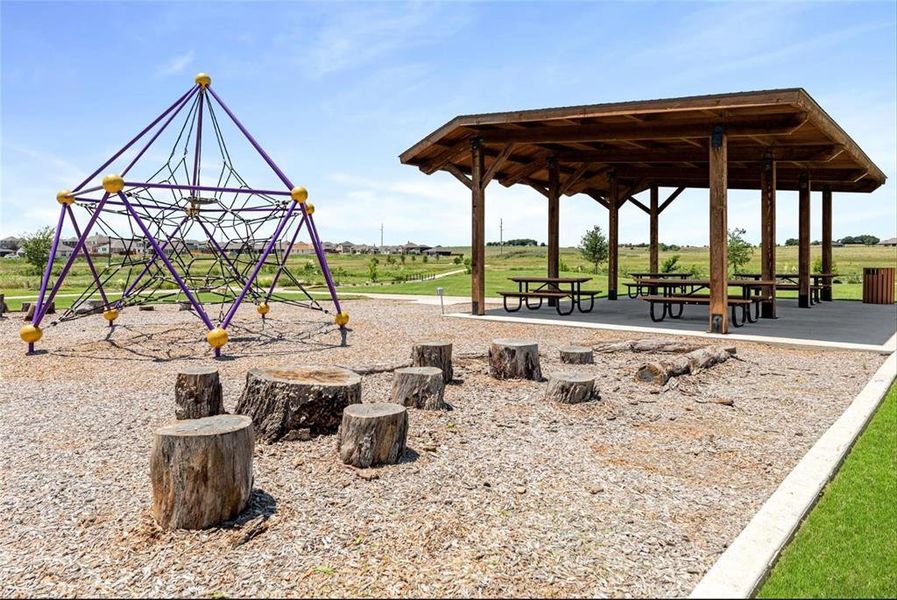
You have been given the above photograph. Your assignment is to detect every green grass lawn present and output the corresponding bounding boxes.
[757,382,897,598]
[2,244,893,309]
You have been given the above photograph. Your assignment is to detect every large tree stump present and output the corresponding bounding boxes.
[175,367,224,420]
[545,373,598,404]
[411,341,453,383]
[22,301,54,320]
[636,346,735,385]
[150,414,254,530]
[337,403,408,468]
[489,338,542,380]
[559,345,594,364]
[390,366,446,410]
[235,366,362,442]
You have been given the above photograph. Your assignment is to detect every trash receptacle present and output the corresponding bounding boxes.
[862,267,895,304]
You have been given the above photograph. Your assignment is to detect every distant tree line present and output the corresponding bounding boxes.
[784,234,879,246]
[487,238,539,247]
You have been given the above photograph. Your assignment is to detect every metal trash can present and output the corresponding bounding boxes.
[862,267,895,304]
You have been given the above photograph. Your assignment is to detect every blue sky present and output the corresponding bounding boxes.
[2,0,895,247]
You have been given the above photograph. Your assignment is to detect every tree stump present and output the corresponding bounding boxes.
[0,294,6,317]
[411,341,453,383]
[559,345,594,364]
[22,301,54,320]
[390,366,446,410]
[545,373,598,404]
[73,299,103,315]
[337,403,408,468]
[178,302,193,311]
[175,367,224,420]
[150,414,254,530]
[139,305,155,311]
[235,366,362,442]
[489,338,542,380]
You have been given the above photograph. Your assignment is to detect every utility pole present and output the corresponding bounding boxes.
[380,223,384,251]
[500,218,504,255]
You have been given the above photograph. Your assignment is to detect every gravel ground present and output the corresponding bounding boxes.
[0,298,885,597]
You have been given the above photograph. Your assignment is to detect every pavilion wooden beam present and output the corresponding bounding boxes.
[477,113,807,145]
[649,185,659,272]
[552,144,841,164]
[422,141,470,175]
[500,158,548,186]
[627,196,650,214]
[607,165,866,182]
[548,159,560,306]
[709,126,728,334]
[471,139,486,315]
[822,185,833,301]
[658,186,685,213]
[761,155,777,318]
[607,172,620,300]
[481,144,517,188]
[559,162,591,196]
[798,172,811,308]
[586,192,609,209]
[445,164,473,190]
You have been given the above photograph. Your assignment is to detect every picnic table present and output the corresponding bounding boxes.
[636,278,776,327]
[499,276,600,315]
[735,272,833,304]
[626,272,691,298]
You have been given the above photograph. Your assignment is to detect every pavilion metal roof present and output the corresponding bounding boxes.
[399,88,886,196]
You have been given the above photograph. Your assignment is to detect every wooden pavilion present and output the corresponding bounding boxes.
[399,89,886,333]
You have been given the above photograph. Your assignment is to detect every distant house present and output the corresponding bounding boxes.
[322,242,337,254]
[56,242,76,258]
[289,241,315,255]
[402,241,432,255]
[336,241,355,254]
[425,246,453,257]
[879,237,897,247]
[1,236,20,253]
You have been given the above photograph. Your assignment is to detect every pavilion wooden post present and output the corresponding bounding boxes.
[547,158,560,306]
[708,126,728,334]
[471,138,486,315]
[760,154,777,318]
[821,185,833,301]
[649,184,659,273]
[607,171,619,300]
[798,172,811,308]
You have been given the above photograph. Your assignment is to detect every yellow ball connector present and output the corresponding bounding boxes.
[290,186,308,203]
[334,312,349,327]
[305,202,315,215]
[20,324,42,344]
[207,327,228,349]
[195,73,212,87]
[257,303,270,316]
[56,190,75,205]
[102,308,119,322]
[102,174,125,193]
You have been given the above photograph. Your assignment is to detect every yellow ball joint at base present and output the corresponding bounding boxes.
[102,174,125,193]
[334,312,349,326]
[207,327,228,349]
[56,190,75,205]
[20,324,42,344]
[257,303,270,316]
[290,186,308,203]
[102,308,119,322]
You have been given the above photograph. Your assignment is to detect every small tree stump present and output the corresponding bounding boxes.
[390,366,446,409]
[178,302,193,311]
[411,341,453,383]
[139,305,155,311]
[73,299,103,315]
[0,294,6,317]
[559,345,594,364]
[22,301,55,320]
[337,403,408,468]
[489,338,542,380]
[150,414,254,530]
[175,367,224,420]
[235,366,362,442]
[545,373,598,404]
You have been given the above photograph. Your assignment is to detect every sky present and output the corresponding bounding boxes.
[1,0,895,248]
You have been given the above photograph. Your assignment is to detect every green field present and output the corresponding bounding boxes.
[758,382,897,598]
[1,244,894,310]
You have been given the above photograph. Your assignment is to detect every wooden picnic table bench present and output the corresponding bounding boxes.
[625,272,691,297]
[735,272,831,304]
[636,278,775,327]
[500,276,600,315]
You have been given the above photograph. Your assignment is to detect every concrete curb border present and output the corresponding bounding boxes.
[445,312,896,354]
[689,351,896,598]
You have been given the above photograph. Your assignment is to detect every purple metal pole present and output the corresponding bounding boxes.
[65,205,109,306]
[191,90,204,191]
[34,194,113,325]
[72,85,198,192]
[121,181,291,197]
[118,192,215,329]
[31,205,68,323]
[116,215,191,306]
[121,85,200,177]
[264,213,307,300]
[207,87,343,316]
[221,202,298,328]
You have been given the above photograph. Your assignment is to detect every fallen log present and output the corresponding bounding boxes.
[636,346,735,385]
[595,338,696,354]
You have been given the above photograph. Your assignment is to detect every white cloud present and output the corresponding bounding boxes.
[155,50,195,77]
